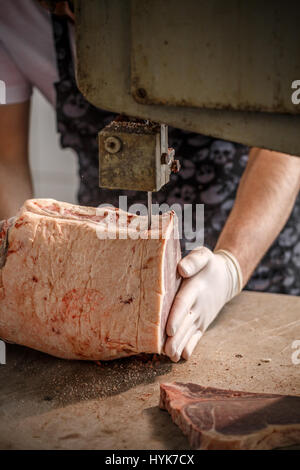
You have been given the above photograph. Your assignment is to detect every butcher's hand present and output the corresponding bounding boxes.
[165,247,243,362]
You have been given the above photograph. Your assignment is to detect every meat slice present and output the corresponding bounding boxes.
[160,382,300,450]
[0,199,181,360]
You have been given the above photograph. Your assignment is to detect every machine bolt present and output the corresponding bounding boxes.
[136,88,147,100]
[104,136,122,154]
[161,152,171,165]
[161,148,175,165]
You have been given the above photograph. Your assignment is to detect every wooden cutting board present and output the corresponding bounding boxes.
[0,291,299,449]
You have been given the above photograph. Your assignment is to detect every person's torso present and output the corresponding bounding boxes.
[0,0,74,106]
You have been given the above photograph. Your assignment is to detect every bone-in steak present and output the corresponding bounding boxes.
[160,382,300,449]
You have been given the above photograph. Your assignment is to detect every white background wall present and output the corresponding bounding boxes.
[29,89,78,204]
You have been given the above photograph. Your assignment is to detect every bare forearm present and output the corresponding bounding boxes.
[0,160,33,219]
[215,148,300,285]
[0,101,32,220]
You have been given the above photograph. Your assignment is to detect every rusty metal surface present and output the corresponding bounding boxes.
[0,291,299,449]
[131,1,300,114]
[99,121,174,191]
[75,0,300,156]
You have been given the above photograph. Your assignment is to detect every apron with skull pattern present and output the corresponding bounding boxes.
[51,15,300,296]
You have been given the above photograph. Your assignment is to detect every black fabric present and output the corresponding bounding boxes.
[51,15,300,295]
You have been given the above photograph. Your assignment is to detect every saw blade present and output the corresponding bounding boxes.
[147,192,152,229]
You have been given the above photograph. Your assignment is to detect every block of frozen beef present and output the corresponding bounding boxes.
[0,199,181,360]
[160,382,300,450]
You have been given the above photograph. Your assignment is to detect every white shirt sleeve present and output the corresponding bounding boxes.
[0,40,32,104]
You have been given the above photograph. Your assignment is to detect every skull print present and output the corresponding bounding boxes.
[209,140,235,165]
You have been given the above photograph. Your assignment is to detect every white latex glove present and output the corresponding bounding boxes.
[164,246,243,362]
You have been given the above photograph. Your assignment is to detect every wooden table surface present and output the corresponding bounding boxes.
[0,291,299,450]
